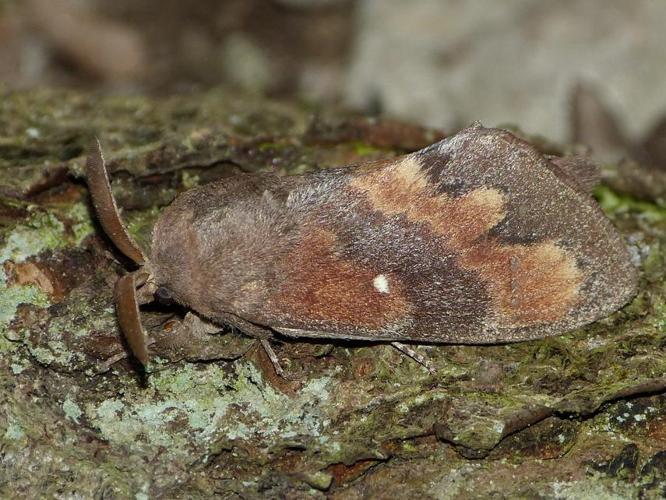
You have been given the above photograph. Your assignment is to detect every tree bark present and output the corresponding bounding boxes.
[0,88,664,498]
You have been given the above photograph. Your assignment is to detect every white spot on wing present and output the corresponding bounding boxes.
[373,274,390,294]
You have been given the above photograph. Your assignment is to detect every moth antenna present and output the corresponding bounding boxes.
[115,272,150,365]
[86,139,147,265]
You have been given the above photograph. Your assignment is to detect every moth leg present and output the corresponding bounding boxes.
[96,337,157,373]
[391,342,435,374]
[215,312,287,377]
[181,311,221,336]
[96,350,129,373]
[260,339,285,377]
[151,311,254,363]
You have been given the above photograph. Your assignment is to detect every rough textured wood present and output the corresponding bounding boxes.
[0,88,664,498]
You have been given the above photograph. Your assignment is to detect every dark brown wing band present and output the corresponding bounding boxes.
[115,272,149,365]
[86,139,147,265]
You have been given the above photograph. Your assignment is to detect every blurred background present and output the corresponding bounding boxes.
[2,0,666,143]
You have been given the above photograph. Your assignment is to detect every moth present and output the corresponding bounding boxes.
[86,124,638,372]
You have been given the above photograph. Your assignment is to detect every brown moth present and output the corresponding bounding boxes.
[86,124,638,371]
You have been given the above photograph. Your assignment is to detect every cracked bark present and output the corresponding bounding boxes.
[0,88,665,498]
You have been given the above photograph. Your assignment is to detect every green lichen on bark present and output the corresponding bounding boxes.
[0,88,664,498]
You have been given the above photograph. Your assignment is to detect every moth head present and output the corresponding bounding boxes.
[86,140,157,366]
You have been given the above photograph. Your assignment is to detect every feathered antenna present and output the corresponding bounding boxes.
[86,140,153,365]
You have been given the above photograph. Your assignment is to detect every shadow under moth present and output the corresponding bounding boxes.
[86,124,638,374]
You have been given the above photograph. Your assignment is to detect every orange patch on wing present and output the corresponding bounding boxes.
[271,229,411,328]
[350,157,505,249]
[462,241,582,326]
[349,154,584,327]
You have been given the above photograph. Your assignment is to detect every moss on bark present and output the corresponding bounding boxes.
[0,88,664,498]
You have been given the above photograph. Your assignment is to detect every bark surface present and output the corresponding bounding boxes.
[0,88,664,498]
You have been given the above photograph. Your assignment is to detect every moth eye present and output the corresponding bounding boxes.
[155,286,175,306]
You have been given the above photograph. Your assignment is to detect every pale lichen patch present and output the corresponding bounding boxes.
[0,204,95,335]
[3,421,25,441]
[85,362,333,459]
[550,476,635,500]
[63,397,83,424]
[67,202,96,245]
[10,363,26,374]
